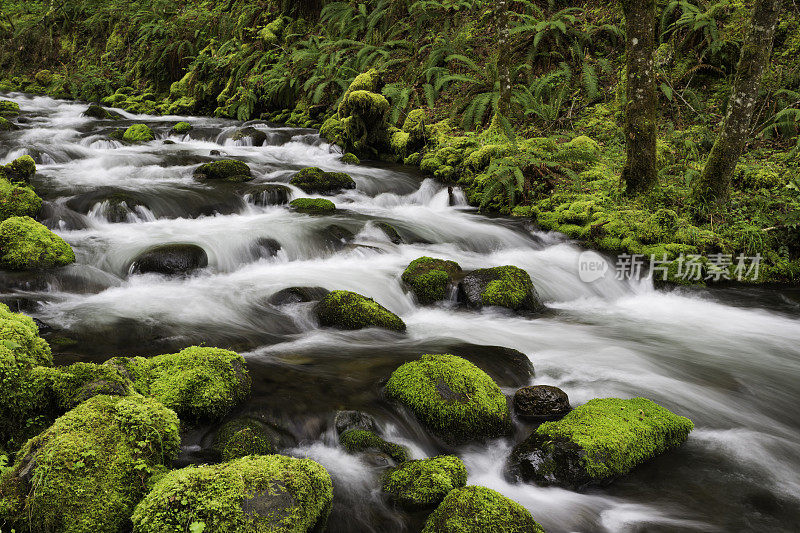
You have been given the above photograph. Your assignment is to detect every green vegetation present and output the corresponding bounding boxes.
[422,486,545,533]
[0,216,76,270]
[0,394,180,533]
[171,121,192,134]
[341,153,360,165]
[289,197,336,213]
[0,100,20,117]
[0,179,42,221]
[289,166,356,193]
[381,456,467,510]
[314,289,406,332]
[213,418,276,461]
[460,265,544,312]
[384,354,510,444]
[193,159,253,181]
[131,455,333,533]
[401,256,462,305]
[339,429,409,463]
[2,155,36,183]
[123,123,154,142]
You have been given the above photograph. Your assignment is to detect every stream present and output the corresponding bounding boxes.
[2,92,800,532]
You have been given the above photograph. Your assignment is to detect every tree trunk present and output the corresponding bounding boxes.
[694,0,783,204]
[620,0,658,194]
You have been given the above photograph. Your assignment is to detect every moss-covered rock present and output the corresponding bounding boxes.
[3,155,36,184]
[122,123,154,142]
[384,354,510,444]
[339,429,409,464]
[0,216,75,270]
[0,395,180,533]
[193,159,253,182]
[82,105,122,119]
[341,153,360,165]
[401,257,462,305]
[171,121,192,134]
[109,346,251,420]
[289,197,336,214]
[131,454,333,533]
[0,100,20,117]
[458,266,544,313]
[314,290,406,332]
[320,116,345,145]
[289,167,356,194]
[505,398,694,488]
[422,486,545,533]
[381,456,467,510]
[213,418,277,461]
[0,117,14,131]
[0,179,42,221]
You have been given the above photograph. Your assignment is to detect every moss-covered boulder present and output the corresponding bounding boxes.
[193,159,253,182]
[334,409,378,434]
[314,290,406,332]
[122,123,154,142]
[0,117,14,131]
[213,418,278,461]
[131,455,333,533]
[83,105,122,120]
[289,197,336,214]
[171,121,192,134]
[108,346,251,420]
[381,456,467,510]
[402,257,462,305]
[341,153,360,165]
[0,395,180,533]
[49,362,134,410]
[0,100,20,117]
[232,126,267,145]
[0,178,42,221]
[0,216,75,270]
[459,266,544,313]
[505,398,694,489]
[384,354,510,444]
[289,167,356,194]
[339,429,410,464]
[2,155,36,183]
[422,486,545,533]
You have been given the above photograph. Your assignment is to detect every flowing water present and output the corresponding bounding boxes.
[2,93,800,532]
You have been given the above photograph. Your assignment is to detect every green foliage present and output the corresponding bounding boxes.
[381,456,467,510]
[314,290,406,332]
[339,429,410,463]
[384,354,510,444]
[0,216,75,271]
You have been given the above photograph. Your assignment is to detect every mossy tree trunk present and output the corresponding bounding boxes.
[694,0,783,204]
[620,0,658,194]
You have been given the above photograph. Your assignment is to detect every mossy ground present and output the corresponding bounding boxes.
[384,354,510,444]
[314,289,406,332]
[381,455,467,510]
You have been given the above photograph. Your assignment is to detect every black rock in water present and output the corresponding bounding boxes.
[130,244,208,275]
[513,385,571,421]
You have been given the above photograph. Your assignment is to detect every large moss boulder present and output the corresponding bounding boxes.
[402,257,462,305]
[123,123,154,142]
[384,354,510,444]
[0,179,42,220]
[505,398,694,489]
[0,216,75,270]
[339,429,409,464]
[131,455,333,533]
[213,416,297,462]
[0,100,20,117]
[314,290,406,332]
[289,197,335,214]
[458,266,544,313]
[108,346,251,420]
[171,121,192,134]
[2,155,36,183]
[0,395,180,533]
[194,159,253,182]
[381,456,467,510]
[289,167,356,194]
[83,105,122,120]
[422,486,545,533]
[129,243,208,275]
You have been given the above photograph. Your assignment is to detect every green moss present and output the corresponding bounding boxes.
[289,197,336,214]
[0,178,42,221]
[0,117,13,131]
[381,456,467,510]
[0,100,20,117]
[289,167,355,194]
[0,216,75,271]
[166,96,196,115]
[0,395,180,533]
[402,109,427,145]
[401,256,462,305]
[194,159,252,181]
[50,362,134,410]
[473,266,539,311]
[131,455,333,533]
[422,486,545,533]
[320,116,344,145]
[555,135,601,162]
[3,155,36,183]
[214,418,276,461]
[390,130,411,158]
[314,290,406,332]
[384,354,510,444]
[171,121,192,134]
[123,123,154,142]
[534,398,693,481]
[341,153,360,165]
[339,429,409,463]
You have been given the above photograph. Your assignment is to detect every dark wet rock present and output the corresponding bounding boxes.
[193,159,252,182]
[247,183,291,206]
[322,224,354,243]
[377,222,403,244]
[210,149,222,156]
[289,167,356,194]
[269,286,329,306]
[129,244,208,275]
[231,126,267,145]
[334,410,379,435]
[446,343,534,387]
[250,237,281,259]
[339,429,409,464]
[162,139,176,145]
[513,385,571,422]
[458,265,545,313]
[82,105,122,120]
